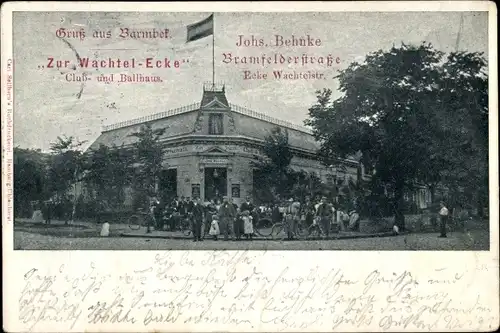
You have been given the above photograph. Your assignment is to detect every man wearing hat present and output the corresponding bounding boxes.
[285,198,301,240]
[218,196,236,241]
[191,197,205,242]
[316,196,333,238]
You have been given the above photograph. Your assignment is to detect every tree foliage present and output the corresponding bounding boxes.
[252,126,335,203]
[252,126,294,201]
[13,147,50,217]
[82,144,133,211]
[306,42,488,228]
[129,123,166,208]
[46,136,86,201]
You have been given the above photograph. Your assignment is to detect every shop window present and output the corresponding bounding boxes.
[209,113,224,135]
[191,184,200,199]
[232,184,240,198]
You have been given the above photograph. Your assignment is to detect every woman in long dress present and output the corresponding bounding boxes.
[31,202,44,223]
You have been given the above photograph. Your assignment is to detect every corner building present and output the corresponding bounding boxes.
[89,84,362,206]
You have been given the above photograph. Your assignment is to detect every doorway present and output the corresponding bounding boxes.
[159,169,177,202]
[204,167,227,202]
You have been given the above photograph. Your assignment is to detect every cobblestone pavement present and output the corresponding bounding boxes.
[14,229,489,250]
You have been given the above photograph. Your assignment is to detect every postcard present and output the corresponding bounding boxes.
[2,1,498,332]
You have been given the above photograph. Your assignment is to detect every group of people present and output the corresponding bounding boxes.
[273,195,360,240]
[151,195,258,242]
[150,194,360,242]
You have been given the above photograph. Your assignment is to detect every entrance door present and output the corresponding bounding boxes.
[204,167,227,202]
[159,169,177,202]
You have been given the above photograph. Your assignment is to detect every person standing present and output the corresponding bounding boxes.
[186,197,194,214]
[219,196,236,241]
[240,196,255,214]
[169,198,180,231]
[232,198,243,240]
[316,196,333,238]
[191,197,204,242]
[178,196,187,217]
[209,214,220,240]
[271,203,282,224]
[242,210,254,240]
[44,199,53,224]
[285,198,300,240]
[438,201,449,238]
[303,197,317,236]
[149,197,160,231]
[154,198,164,230]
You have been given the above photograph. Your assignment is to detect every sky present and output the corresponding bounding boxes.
[13,11,488,151]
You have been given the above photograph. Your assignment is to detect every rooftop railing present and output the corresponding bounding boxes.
[102,102,200,132]
[101,101,313,134]
[229,103,312,134]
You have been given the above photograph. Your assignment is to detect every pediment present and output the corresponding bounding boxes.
[203,146,228,154]
[201,96,229,109]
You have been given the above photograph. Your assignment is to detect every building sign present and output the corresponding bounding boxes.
[242,146,260,155]
[201,158,229,164]
[163,144,262,156]
[231,184,240,198]
[164,147,188,155]
[191,184,200,198]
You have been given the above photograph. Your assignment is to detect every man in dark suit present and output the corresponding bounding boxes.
[167,197,180,231]
[240,196,255,214]
[219,196,236,241]
[186,197,194,214]
[178,196,186,215]
[191,197,204,242]
[230,198,243,240]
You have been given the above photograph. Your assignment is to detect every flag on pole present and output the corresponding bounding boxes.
[186,14,214,42]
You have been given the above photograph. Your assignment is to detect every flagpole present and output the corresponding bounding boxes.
[212,13,215,89]
[455,12,464,51]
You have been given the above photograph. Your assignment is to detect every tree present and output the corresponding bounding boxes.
[13,147,50,217]
[306,42,488,230]
[83,144,133,212]
[289,170,334,203]
[252,126,294,202]
[129,123,166,209]
[432,51,488,216]
[47,136,86,223]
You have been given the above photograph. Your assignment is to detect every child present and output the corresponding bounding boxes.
[242,210,254,240]
[209,214,220,240]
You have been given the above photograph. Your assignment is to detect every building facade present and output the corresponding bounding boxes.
[89,84,363,206]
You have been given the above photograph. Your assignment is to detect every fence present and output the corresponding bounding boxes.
[101,102,312,134]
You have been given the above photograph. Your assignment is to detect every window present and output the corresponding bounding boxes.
[191,184,200,199]
[208,113,223,135]
[231,184,240,198]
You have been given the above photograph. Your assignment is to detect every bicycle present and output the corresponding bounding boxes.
[128,209,154,231]
[254,215,308,240]
[178,214,193,237]
[178,213,210,238]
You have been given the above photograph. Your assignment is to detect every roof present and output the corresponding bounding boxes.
[231,112,319,151]
[89,86,320,153]
[88,110,198,150]
[200,89,229,107]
